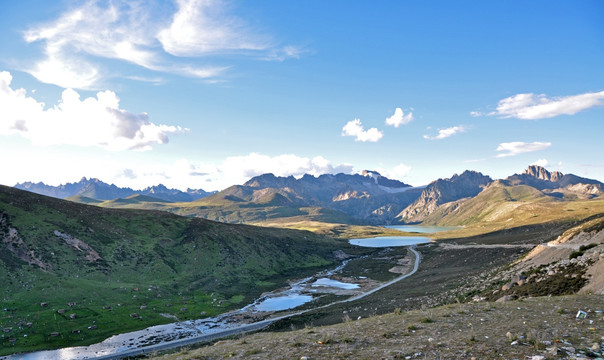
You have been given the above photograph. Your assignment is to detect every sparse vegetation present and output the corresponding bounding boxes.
[150,295,604,360]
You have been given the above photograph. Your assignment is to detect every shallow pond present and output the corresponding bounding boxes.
[312,278,360,290]
[348,236,430,247]
[252,294,314,312]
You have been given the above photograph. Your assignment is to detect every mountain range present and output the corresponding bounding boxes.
[13,166,604,226]
[14,178,215,202]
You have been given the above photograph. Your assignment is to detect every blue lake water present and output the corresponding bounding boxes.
[312,278,360,289]
[349,236,430,248]
[252,294,314,312]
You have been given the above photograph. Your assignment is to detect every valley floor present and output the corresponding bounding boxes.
[152,294,604,360]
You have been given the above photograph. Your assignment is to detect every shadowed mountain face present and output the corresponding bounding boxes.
[14,178,214,202]
[395,170,493,223]
[195,171,422,224]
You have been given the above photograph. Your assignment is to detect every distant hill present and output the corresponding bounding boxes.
[0,185,357,354]
[182,171,422,224]
[415,166,603,227]
[15,166,604,227]
[395,170,493,223]
[504,165,603,200]
[14,178,215,202]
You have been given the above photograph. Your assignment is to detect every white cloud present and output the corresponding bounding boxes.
[157,0,269,57]
[385,108,413,127]
[470,111,482,117]
[423,125,466,140]
[22,0,298,89]
[342,119,384,142]
[376,163,412,182]
[490,91,604,120]
[496,141,551,158]
[109,153,355,191]
[0,71,184,150]
[531,158,549,167]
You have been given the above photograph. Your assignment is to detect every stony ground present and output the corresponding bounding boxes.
[151,295,603,360]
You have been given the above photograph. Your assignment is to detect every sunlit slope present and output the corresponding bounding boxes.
[423,181,604,239]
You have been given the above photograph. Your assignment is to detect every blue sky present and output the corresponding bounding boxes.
[1,0,603,191]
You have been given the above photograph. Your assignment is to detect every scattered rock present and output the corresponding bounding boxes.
[57,309,66,314]
[49,332,60,337]
[69,313,77,319]
[140,305,147,310]
[88,325,97,330]
[495,295,515,302]
[40,302,48,307]
[129,313,139,318]
[505,331,514,340]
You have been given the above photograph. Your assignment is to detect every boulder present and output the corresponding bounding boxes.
[495,295,515,302]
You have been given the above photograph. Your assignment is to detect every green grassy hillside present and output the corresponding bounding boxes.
[420,182,604,240]
[0,185,363,355]
[424,182,552,225]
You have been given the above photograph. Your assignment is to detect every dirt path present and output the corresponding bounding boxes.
[439,243,535,249]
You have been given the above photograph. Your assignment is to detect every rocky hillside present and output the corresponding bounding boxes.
[14,178,214,202]
[506,165,603,199]
[395,170,493,223]
[188,171,422,224]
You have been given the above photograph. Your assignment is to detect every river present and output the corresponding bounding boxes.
[7,226,440,360]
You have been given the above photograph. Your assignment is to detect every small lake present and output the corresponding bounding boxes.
[349,236,429,248]
[252,294,314,312]
[312,278,359,290]
[347,225,456,248]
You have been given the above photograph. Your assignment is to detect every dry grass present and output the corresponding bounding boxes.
[151,295,603,359]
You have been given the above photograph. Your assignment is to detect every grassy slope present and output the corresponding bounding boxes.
[422,183,604,240]
[0,185,370,355]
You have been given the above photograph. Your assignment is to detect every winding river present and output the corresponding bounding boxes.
[8,226,443,360]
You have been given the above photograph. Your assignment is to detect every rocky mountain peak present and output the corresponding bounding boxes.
[524,165,563,182]
[361,170,410,189]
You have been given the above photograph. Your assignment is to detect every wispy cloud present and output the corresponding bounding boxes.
[385,108,413,127]
[423,125,466,140]
[496,141,551,158]
[489,91,604,120]
[22,0,300,89]
[342,119,384,142]
[157,0,270,57]
[0,71,184,151]
[531,158,549,167]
